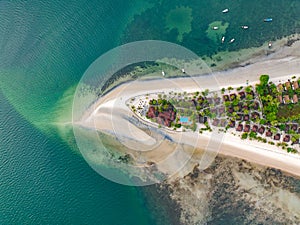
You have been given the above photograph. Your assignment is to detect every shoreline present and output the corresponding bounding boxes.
[74,37,300,179]
[99,33,300,97]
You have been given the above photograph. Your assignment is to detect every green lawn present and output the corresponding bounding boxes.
[278,103,300,121]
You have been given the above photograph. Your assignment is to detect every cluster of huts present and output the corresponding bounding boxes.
[222,90,255,102]
[277,80,299,104]
[230,120,300,144]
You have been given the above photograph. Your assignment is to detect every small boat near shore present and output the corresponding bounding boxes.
[221,36,225,43]
[229,38,235,43]
[241,25,249,29]
[212,26,219,30]
[222,8,229,13]
[264,18,273,22]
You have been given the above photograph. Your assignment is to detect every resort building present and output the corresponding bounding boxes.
[266,130,272,137]
[274,134,281,141]
[293,81,299,89]
[244,125,250,132]
[277,95,283,104]
[283,95,290,104]
[277,83,284,92]
[238,91,246,99]
[236,124,243,132]
[293,94,298,103]
[228,120,235,128]
[285,81,291,90]
[283,135,290,142]
[291,124,298,131]
[252,125,258,132]
[258,126,265,135]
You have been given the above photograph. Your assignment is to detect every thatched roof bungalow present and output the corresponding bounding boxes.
[293,81,299,90]
[277,83,284,92]
[285,81,291,90]
[283,95,290,104]
[277,95,283,104]
[293,94,298,103]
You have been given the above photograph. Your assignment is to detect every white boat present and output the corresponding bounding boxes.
[222,8,229,13]
[241,25,249,29]
[212,26,219,30]
[229,38,235,43]
[162,70,165,76]
[221,36,225,43]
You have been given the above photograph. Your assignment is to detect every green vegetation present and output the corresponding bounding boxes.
[256,75,279,123]
[174,123,181,128]
[278,104,300,123]
[241,133,248,139]
[249,131,257,139]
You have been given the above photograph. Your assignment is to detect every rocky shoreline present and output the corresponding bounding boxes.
[162,155,300,224]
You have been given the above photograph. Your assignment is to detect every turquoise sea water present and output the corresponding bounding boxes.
[0,1,159,224]
[1,0,300,224]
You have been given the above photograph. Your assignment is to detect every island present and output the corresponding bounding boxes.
[76,40,300,181]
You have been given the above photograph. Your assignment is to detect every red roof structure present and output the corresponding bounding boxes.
[252,125,258,132]
[274,133,281,140]
[266,130,272,137]
[258,126,265,135]
[238,91,246,99]
[283,135,290,142]
[244,125,250,132]
[228,120,235,128]
[236,124,243,132]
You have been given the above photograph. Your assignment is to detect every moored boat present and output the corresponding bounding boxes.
[221,36,225,43]
[264,18,273,22]
[212,26,219,30]
[241,25,249,29]
[222,8,229,13]
[229,38,235,43]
